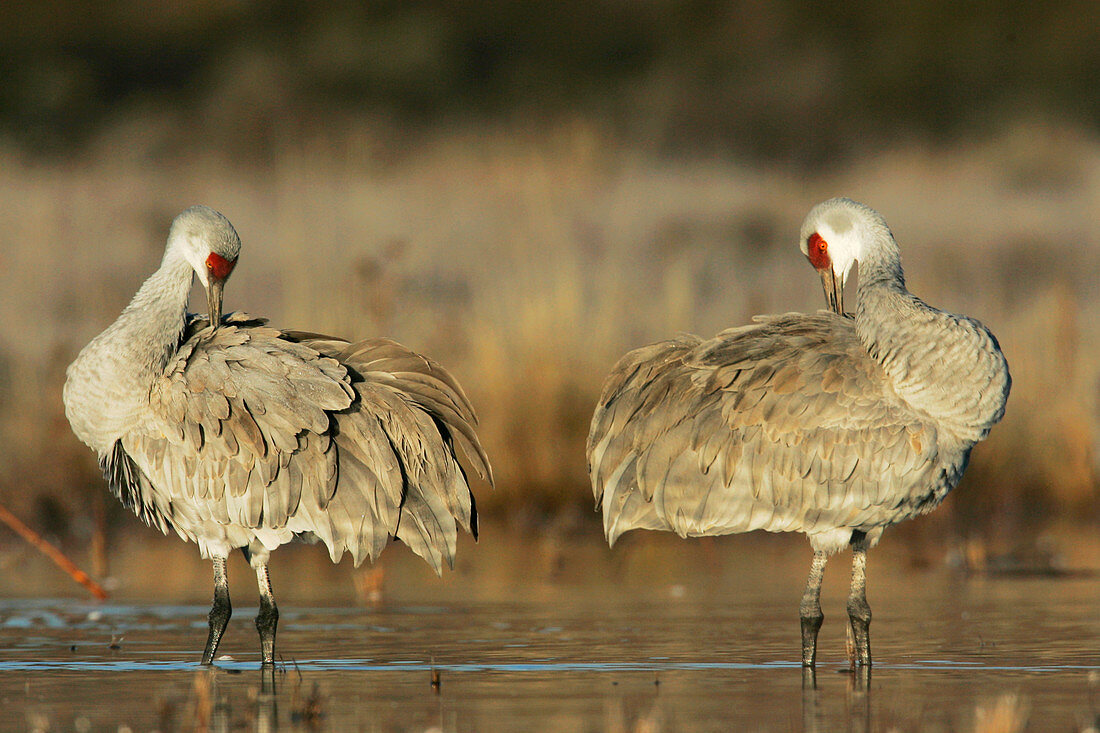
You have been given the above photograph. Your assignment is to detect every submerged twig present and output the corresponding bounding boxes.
[0,500,108,600]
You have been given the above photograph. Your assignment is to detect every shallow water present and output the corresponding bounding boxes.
[1,532,1098,731]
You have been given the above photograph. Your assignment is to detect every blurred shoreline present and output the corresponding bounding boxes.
[2,515,1097,605]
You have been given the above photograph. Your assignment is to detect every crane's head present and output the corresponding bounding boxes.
[168,205,241,328]
[798,197,888,315]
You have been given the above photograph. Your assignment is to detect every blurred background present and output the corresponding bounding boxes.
[1,0,1098,593]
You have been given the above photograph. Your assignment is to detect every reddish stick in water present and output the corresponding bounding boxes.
[0,501,108,600]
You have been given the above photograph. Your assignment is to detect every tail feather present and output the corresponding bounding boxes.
[283,332,490,570]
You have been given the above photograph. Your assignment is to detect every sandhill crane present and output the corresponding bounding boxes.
[64,206,492,665]
[587,198,1009,668]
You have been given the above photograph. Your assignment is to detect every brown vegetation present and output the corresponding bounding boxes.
[0,119,1097,564]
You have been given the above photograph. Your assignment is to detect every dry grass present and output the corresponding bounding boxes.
[1,117,1098,555]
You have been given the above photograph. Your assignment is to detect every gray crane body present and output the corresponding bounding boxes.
[64,206,491,663]
[590,310,998,554]
[587,198,1010,667]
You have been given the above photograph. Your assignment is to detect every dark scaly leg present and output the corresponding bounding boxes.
[202,555,232,665]
[254,561,279,665]
[846,545,872,668]
[800,550,828,667]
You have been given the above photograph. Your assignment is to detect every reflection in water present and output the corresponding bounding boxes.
[605,683,666,733]
[802,667,820,731]
[801,666,871,733]
[257,666,278,733]
[845,669,871,733]
[178,667,298,732]
[0,546,1097,730]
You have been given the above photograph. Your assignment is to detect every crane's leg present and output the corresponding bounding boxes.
[846,546,872,668]
[201,555,232,665]
[800,550,828,667]
[254,561,279,665]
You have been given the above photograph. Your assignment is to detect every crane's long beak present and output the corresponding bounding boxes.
[819,267,844,315]
[206,278,224,329]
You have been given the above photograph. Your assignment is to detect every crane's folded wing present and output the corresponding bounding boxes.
[588,312,939,545]
[117,313,487,572]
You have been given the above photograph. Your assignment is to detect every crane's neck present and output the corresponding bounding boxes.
[853,223,905,293]
[113,245,196,370]
[63,246,196,452]
[853,230,1009,444]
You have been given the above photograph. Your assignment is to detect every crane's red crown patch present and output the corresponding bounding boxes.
[806,233,830,271]
[205,252,236,281]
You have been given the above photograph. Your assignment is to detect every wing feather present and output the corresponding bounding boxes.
[587,312,942,544]
[114,312,489,568]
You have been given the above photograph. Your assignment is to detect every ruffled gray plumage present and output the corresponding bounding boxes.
[588,199,1010,554]
[588,312,949,546]
[115,312,491,573]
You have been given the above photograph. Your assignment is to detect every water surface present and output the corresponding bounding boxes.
[1,532,1097,731]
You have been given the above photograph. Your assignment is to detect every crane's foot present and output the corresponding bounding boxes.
[259,656,279,695]
[253,560,279,665]
[800,612,824,667]
[202,556,232,665]
[256,601,278,665]
[845,611,871,669]
[799,550,828,668]
[849,663,871,691]
[846,545,872,669]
